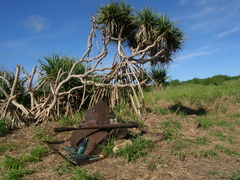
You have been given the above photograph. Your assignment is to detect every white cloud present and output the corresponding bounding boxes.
[179,45,240,61]
[217,27,240,38]
[179,48,221,61]
[23,15,49,33]
[179,0,187,6]
[187,7,215,19]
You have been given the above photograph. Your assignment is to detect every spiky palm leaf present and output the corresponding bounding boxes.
[128,8,184,65]
[96,1,134,40]
[133,7,159,47]
[149,66,169,86]
[40,54,89,91]
[149,15,184,65]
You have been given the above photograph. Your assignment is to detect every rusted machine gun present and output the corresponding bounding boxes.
[54,121,139,133]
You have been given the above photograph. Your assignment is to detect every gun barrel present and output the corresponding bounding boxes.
[54,122,139,133]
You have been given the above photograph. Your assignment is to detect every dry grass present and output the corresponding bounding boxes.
[1,81,240,179]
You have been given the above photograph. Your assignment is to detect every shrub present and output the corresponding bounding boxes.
[0,118,11,137]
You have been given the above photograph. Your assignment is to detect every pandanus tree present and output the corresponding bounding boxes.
[38,54,92,115]
[0,1,184,127]
[93,2,184,114]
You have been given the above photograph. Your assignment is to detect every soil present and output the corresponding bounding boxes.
[0,110,240,180]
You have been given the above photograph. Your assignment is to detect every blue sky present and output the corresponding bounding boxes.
[0,0,239,81]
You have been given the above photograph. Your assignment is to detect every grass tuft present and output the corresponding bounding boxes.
[194,136,210,145]
[114,105,144,128]
[234,120,240,126]
[170,141,189,160]
[0,143,15,153]
[116,137,153,162]
[55,160,102,180]
[195,117,214,129]
[0,156,25,170]
[100,136,115,157]
[160,118,182,129]
[194,150,218,158]
[154,107,170,115]
[21,146,49,162]
[0,118,11,137]
[33,127,55,142]
[58,111,83,126]
[160,119,182,140]
[0,145,49,179]
[73,167,102,180]
[215,144,238,156]
[208,170,240,179]
[210,131,234,144]
[1,168,34,180]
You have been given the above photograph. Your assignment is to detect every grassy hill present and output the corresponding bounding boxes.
[0,75,240,179]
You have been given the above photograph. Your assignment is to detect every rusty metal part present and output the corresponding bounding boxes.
[70,101,119,155]
[70,119,99,149]
[84,131,109,155]
[84,100,116,125]
[54,122,139,132]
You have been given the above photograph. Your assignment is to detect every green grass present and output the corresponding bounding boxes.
[194,136,210,145]
[195,116,234,129]
[1,146,49,170]
[0,145,49,179]
[160,119,182,140]
[170,141,189,160]
[210,131,234,144]
[234,120,240,126]
[230,171,240,180]
[171,141,189,152]
[229,113,240,118]
[21,146,49,162]
[154,107,170,115]
[160,118,182,129]
[100,136,115,157]
[114,104,144,128]
[73,167,102,180]
[148,162,157,171]
[54,160,72,175]
[0,143,15,153]
[1,168,34,180]
[144,79,240,113]
[195,117,214,129]
[55,160,102,180]
[216,120,233,128]
[194,150,218,158]
[0,118,11,137]
[0,156,25,170]
[215,144,238,156]
[58,111,84,126]
[116,137,153,162]
[208,170,240,179]
[33,127,55,142]
[163,128,180,140]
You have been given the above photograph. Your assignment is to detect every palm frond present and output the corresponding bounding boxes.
[96,1,134,39]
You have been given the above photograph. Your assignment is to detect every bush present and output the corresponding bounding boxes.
[0,118,11,137]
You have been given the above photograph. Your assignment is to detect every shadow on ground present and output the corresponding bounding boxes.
[169,103,207,116]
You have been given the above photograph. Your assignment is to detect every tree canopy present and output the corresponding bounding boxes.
[96,1,184,65]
